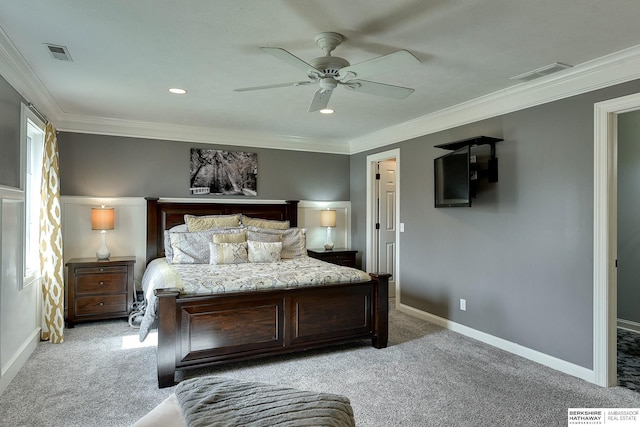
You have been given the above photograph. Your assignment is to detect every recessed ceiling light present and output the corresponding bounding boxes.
[319,108,334,114]
[168,88,187,94]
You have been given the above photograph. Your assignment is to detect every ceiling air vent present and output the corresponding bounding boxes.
[45,44,72,61]
[510,62,572,82]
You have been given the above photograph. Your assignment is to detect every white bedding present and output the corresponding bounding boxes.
[138,256,371,341]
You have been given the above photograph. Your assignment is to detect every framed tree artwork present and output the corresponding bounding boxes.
[190,149,257,196]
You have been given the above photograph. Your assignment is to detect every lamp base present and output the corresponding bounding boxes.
[96,231,111,260]
[324,227,334,251]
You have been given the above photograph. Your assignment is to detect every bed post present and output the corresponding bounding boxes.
[155,287,180,388]
[370,273,390,349]
[146,197,160,265]
[285,200,299,227]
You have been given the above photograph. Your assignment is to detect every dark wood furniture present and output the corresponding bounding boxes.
[145,197,390,388]
[307,248,358,268]
[66,256,135,327]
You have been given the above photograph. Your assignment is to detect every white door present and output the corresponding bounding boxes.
[377,160,397,297]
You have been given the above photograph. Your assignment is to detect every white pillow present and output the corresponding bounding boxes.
[247,240,282,263]
[164,224,188,261]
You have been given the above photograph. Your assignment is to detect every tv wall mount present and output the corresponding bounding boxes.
[435,136,503,183]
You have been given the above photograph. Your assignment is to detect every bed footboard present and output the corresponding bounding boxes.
[155,273,390,388]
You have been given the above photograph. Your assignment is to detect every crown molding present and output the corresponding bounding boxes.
[348,44,640,154]
[55,113,351,154]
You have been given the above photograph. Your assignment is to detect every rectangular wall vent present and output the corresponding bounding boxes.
[510,62,572,82]
[45,44,72,61]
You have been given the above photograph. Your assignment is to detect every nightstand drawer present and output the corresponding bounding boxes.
[75,265,128,275]
[307,248,358,268]
[76,273,127,294]
[320,253,354,265]
[75,294,127,316]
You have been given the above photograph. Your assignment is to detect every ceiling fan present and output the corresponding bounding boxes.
[234,32,420,112]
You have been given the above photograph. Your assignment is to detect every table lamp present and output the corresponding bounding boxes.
[92,206,115,260]
[320,209,337,250]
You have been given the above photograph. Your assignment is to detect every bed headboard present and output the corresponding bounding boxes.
[145,197,299,264]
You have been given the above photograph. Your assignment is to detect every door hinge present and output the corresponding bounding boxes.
[375,173,380,180]
[375,223,380,230]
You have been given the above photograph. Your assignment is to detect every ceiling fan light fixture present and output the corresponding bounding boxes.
[169,88,187,94]
[319,108,334,114]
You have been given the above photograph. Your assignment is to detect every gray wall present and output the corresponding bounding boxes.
[617,110,640,325]
[0,76,23,188]
[351,79,640,369]
[58,133,350,200]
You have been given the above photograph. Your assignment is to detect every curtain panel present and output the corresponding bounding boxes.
[39,122,64,343]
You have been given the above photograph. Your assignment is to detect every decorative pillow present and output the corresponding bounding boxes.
[209,242,248,265]
[247,240,282,263]
[185,214,241,231]
[247,230,281,243]
[247,226,306,259]
[241,215,289,230]
[164,224,188,261]
[169,231,215,264]
[213,230,247,244]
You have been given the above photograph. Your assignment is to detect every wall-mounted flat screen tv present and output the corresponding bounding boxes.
[434,146,471,207]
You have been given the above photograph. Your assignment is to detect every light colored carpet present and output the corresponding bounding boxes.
[1,308,639,426]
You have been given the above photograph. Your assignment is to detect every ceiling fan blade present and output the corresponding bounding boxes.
[336,50,419,82]
[343,79,415,99]
[308,89,333,112]
[260,47,324,77]
[233,81,313,92]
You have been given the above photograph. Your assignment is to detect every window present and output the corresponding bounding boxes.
[22,105,45,288]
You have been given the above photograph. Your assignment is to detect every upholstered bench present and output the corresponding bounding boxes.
[133,376,356,427]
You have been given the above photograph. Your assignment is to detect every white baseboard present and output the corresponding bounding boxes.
[0,328,40,396]
[617,319,640,333]
[396,303,596,384]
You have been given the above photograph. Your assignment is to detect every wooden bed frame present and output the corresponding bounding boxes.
[145,197,390,388]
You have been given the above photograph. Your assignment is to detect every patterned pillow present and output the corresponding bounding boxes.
[209,242,248,265]
[241,215,289,230]
[185,214,241,231]
[248,240,282,263]
[247,230,281,243]
[169,231,214,264]
[247,226,306,259]
[213,230,247,243]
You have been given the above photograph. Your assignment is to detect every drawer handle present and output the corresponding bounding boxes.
[99,268,104,272]
[99,281,104,285]
[99,302,104,306]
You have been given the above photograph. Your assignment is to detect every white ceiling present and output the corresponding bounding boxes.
[2,0,640,153]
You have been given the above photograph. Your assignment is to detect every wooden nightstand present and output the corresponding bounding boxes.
[65,256,135,327]
[307,248,358,268]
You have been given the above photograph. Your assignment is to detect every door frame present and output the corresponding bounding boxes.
[366,148,400,302]
[593,92,640,386]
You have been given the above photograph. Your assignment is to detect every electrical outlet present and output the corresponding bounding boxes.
[460,298,466,311]
[400,223,405,232]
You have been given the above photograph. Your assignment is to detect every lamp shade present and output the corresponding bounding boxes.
[91,207,115,230]
[320,209,337,228]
